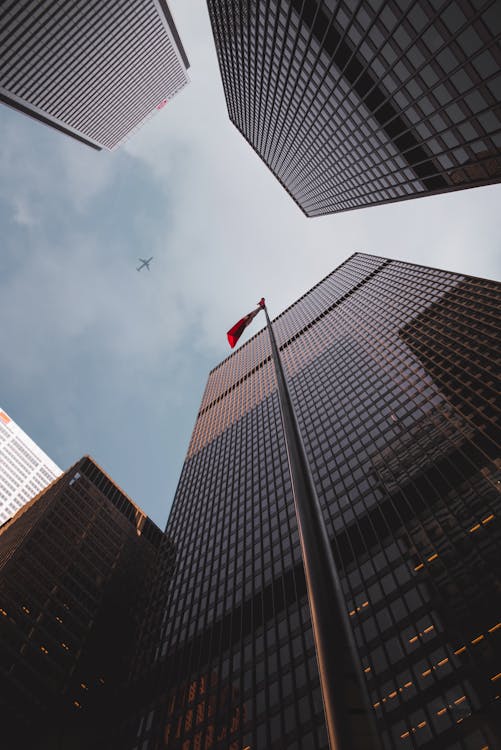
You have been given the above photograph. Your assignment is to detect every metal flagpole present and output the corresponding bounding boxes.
[260,299,382,750]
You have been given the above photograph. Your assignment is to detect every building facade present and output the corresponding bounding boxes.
[0,407,62,525]
[0,0,189,150]
[207,0,501,215]
[0,455,172,749]
[130,253,500,750]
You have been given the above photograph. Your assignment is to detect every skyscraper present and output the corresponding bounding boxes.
[0,406,61,525]
[207,0,501,215]
[0,0,189,150]
[0,455,172,749]
[130,253,501,750]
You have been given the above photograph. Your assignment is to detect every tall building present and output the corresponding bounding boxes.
[207,0,501,215]
[0,407,62,525]
[0,0,189,150]
[0,455,173,749]
[129,254,501,750]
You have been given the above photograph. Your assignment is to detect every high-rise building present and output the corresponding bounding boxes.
[0,0,189,150]
[0,407,62,525]
[0,455,173,749]
[207,0,501,215]
[129,253,501,750]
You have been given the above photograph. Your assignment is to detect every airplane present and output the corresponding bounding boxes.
[137,257,153,272]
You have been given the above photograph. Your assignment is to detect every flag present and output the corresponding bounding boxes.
[227,299,265,348]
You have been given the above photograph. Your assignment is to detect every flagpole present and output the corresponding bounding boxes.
[260,300,381,750]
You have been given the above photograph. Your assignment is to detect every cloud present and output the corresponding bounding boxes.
[0,110,124,234]
[59,139,117,212]
[12,194,36,226]
[0,0,500,526]
[122,0,501,359]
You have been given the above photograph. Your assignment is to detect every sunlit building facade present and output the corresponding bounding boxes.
[207,0,501,215]
[129,253,501,750]
[0,456,172,749]
[0,0,190,150]
[0,407,62,525]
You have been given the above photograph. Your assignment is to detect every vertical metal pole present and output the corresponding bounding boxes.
[261,300,381,750]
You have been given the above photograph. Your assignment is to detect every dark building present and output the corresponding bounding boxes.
[207,0,501,215]
[0,455,173,749]
[129,253,501,750]
[0,0,189,150]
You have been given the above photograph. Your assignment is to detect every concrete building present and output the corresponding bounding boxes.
[0,0,190,150]
[0,407,61,525]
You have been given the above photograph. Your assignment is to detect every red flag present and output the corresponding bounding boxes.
[227,299,265,348]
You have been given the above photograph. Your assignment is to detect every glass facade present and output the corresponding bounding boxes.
[0,456,172,749]
[131,253,501,750]
[207,0,501,215]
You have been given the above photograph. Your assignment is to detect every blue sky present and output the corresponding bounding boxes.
[1,0,500,529]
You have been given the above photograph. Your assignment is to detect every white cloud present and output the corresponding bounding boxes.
[122,0,501,352]
[0,0,500,523]
[59,139,116,212]
[12,194,36,226]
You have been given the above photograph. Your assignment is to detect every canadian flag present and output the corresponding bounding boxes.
[227,298,265,348]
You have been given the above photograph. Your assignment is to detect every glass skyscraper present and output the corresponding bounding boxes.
[0,456,172,749]
[207,0,501,215]
[130,253,501,750]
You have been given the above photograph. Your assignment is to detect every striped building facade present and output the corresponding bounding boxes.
[0,0,189,150]
[0,407,61,526]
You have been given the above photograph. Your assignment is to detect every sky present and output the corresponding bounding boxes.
[1,0,500,529]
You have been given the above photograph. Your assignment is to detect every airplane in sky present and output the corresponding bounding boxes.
[137,257,153,272]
